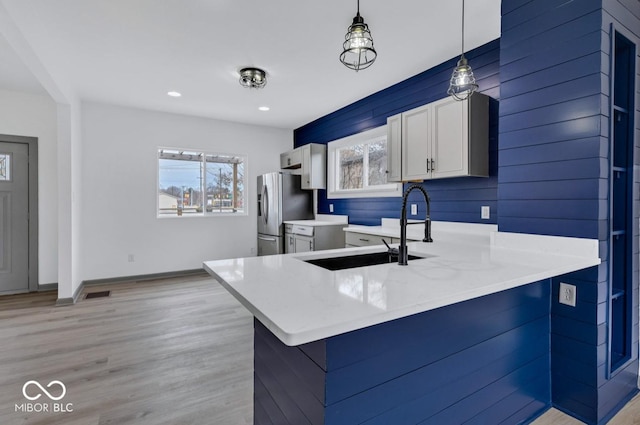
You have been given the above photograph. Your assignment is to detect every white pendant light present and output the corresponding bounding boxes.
[447,0,478,101]
[339,0,377,72]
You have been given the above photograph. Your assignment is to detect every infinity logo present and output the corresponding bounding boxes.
[22,380,66,401]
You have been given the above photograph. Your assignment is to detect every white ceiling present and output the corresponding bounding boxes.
[0,0,501,129]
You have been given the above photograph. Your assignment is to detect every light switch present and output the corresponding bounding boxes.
[411,204,417,215]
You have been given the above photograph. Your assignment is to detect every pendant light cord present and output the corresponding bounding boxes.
[461,0,465,54]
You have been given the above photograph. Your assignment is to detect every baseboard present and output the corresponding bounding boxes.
[55,281,85,306]
[38,283,58,292]
[82,268,207,286]
[54,269,207,306]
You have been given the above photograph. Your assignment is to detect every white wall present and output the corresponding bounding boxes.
[81,102,292,281]
[0,88,58,285]
[56,99,84,300]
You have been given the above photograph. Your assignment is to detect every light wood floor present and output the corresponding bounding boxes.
[0,274,638,425]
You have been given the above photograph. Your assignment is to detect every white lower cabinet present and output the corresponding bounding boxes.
[345,232,398,248]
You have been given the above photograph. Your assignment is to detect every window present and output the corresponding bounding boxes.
[158,149,246,217]
[327,126,402,198]
[0,153,10,181]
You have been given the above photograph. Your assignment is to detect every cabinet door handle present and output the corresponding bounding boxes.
[426,158,430,172]
[431,159,435,171]
[359,238,370,242]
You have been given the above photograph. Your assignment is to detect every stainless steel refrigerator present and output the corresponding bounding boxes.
[257,172,313,256]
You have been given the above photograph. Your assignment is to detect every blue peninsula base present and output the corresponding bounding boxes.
[254,280,552,425]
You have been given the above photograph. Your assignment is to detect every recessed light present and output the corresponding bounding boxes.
[167,91,182,97]
[258,106,270,111]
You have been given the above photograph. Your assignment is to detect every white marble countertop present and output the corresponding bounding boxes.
[204,223,600,346]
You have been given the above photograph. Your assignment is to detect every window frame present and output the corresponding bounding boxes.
[327,126,402,199]
[157,147,248,218]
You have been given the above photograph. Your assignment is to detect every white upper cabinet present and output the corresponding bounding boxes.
[280,143,326,190]
[386,93,489,182]
[386,113,403,182]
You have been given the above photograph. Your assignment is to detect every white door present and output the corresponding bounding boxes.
[0,141,29,294]
[401,103,431,180]
[294,236,313,253]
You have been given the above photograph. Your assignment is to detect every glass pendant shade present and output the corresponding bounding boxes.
[339,3,376,71]
[239,67,267,89]
[447,55,478,100]
[448,0,478,101]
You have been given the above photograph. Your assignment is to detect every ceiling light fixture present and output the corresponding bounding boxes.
[239,67,267,89]
[339,0,377,72]
[447,0,478,101]
[258,106,270,111]
[167,91,182,97]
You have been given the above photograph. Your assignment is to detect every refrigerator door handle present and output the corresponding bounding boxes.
[258,236,277,242]
[262,184,269,225]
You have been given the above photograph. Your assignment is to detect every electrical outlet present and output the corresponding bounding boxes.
[128,254,135,263]
[481,206,490,220]
[559,282,576,307]
[411,204,417,215]
[329,204,334,213]
[250,247,256,255]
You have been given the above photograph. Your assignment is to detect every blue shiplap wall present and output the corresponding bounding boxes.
[254,281,551,425]
[500,0,639,424]
[294,40,500,226]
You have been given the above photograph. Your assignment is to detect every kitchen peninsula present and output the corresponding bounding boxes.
[204,224,600,424]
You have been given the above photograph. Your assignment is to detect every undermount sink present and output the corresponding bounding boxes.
[304,251,425,271]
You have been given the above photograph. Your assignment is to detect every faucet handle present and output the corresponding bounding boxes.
[382,238,399,255]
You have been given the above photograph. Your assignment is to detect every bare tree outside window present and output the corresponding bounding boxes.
[339,145,364,190]
[337,138,387,191]
[327,128,401,199]
[368,140,388,186]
